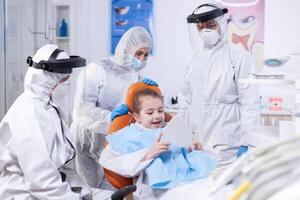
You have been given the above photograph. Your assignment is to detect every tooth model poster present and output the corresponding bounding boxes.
[217,0,265,72]
[111,0,153,54]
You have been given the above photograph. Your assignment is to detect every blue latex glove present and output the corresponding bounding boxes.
[237,145,248,158]
[142,78,158,86]
[111,104,129,121]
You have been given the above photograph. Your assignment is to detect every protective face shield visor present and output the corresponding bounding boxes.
[52,67,86,126]
[26,48,86,74]
[187,4,228,50]
[27,47,86,126]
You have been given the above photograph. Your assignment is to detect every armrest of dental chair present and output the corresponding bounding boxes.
[111,185,137,200]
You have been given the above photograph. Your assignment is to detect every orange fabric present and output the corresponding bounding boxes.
[104,81,171,189]
[103,168,133,189]
[108,114,134,135]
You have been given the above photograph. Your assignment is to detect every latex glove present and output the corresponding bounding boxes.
[142,78,158,86]
[237,145,248,158]
[111,104,129,121]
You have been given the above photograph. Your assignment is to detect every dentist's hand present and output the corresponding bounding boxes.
[111,104,129,121]
[142,78,158,86]
[144,132,170,160]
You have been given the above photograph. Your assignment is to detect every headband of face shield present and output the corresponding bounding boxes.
[187,4,228,24]
[26,48,86,74]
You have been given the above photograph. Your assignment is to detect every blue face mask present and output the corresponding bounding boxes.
[127,55,147,71]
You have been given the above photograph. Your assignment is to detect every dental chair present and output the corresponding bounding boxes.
[104,81,172,191]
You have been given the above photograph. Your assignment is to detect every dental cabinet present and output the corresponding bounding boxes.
[240,77,300,140]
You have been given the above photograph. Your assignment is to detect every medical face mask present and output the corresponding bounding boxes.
[126,55,147,71]
[199,28,220,46]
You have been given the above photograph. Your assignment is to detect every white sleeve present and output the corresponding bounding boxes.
[178,79,192,112]
[236,51,260,143]
[73,62,111,134]
[9,119,80,199]
[177,51,198,114]
[0,144,10,172]
[177,61,194,119]
[0,123,11,172]
[100,147,153,177]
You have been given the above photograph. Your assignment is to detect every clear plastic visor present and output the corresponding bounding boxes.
[187,15,227,51]
[50,67,86,126]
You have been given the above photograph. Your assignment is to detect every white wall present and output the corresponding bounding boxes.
[141,0,201,98]
[264,0,300,58]
[74,0,300,100]
[4,0,37,110]
[0,0,5,118]
[74,0,110,62]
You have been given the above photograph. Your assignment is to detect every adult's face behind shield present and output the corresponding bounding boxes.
[27,44,86,126]
[51,67,86,126]
[187,3,228,50]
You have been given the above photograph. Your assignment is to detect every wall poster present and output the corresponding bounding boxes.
[217,0,265,72]
[111,0,153,54]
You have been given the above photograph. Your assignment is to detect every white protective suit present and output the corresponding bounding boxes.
[179,3,260,162]
[0,44,113,199]
[71,26,153,188]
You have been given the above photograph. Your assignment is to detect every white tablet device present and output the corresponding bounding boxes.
[161,115,194,147]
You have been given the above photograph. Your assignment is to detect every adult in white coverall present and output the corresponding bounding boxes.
[71,26,153,189]
[0,44,114,199]
[179,2,260,165]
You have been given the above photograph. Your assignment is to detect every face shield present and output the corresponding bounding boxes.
[51,67,86,126]
[26,44,86,126]
[26,48,86,74]
[187,3,228,50]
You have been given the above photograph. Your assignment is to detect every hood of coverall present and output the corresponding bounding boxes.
[24,44,86,124]
[24,44,71,100]
[112,26,153,70]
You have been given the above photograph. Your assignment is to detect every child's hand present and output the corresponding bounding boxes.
[144,132,170,160]
[188,139,203,152]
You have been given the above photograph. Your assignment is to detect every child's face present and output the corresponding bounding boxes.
[134,96,165,129]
